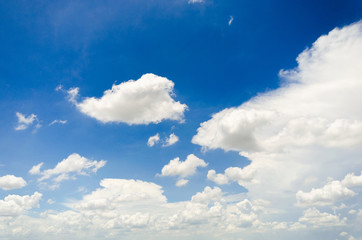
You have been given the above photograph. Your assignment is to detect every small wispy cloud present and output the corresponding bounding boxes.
[188,0,204,4]
[162,133,179,147]
[49,119,68,126]
[228,16,234,26]
[15,112,41,132]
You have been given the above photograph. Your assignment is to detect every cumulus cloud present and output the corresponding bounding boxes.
[15,112,41,131]
[207,166,256,186]
[298,208,346,227]
[0,175,27,190]
[192,21,362,214]
[162,133,179,147]
[147,133,160,147]
[0,192,42,216]
[29,153,106,188]
[296,172,362,207]
[159,154,208,186]
[67,74,187,125]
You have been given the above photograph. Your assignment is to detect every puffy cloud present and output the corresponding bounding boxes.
[15,112,41,131]
[159,154,208,186]
[147,133,160,147]
[298,208,346,227]
[69,74,187,125]
[30,153,106,188]
[49,120,67,126]
[162,133,179,147]
[74,179,167,211]
[192,21,362,214]
[207,166,256,186]
[0,192,42,216]
[296,181,355,207]
[296,172,362,207]
[0,175,27,190]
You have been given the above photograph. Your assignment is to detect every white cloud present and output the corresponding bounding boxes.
[30,153,106,188]
[0,175,27,190]
[298,208,346,227]
[296,181,355,207]
[147,133,160,147]
[176,179,189,187]
[159,154,208,186]
[188,0,204,4]
[68,74,187,125]
[15,112,41,131]
[0,192,42,216]
[296,172,362,207]
[49,120,67,126]
[207,166,256,186]
[162,133,179,147]
[192,21,362,214]
[228,16,234,26]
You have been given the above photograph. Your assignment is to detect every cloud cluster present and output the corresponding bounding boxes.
[0,192,42,216]
[147,133,179,147]
[29,153,106,188]
[207,166,256,186]
[192,21,362,209]
[68,74,187,125]
[159,154,208,186]
[0,175,27,190]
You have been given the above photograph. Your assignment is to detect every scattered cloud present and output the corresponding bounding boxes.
[67,74,187,125]
[14,112,41,131]
[147,133,160,147]
[49,120,67,126]
[0,175,27,190]
[162,133,179,147]
[29,153,106,188]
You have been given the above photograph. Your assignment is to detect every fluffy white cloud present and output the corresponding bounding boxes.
[207,166,256,186]
[69,74,187,125]
[159,154,208,186]
[296,172,362,207]
[30,153,106,188]
[0,175,27,190]
[162,133,179,147]
[192,21,362,214]
[296,181,355,207]
[0,192,42,216]
[298,208,346,227]
[147,133,160,147]
[15,112,41,131]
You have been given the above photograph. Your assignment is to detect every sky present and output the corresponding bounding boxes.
[0,0,362,239]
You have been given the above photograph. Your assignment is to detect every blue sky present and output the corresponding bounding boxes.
[1,0,362,239]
